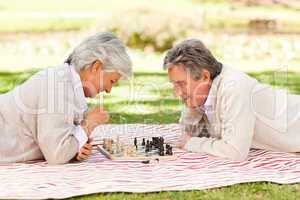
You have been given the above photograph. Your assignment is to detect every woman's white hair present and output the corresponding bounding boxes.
[65,32,132,79]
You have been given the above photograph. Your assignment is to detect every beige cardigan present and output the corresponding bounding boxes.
[182,66,300,160]
[0,64,86,164]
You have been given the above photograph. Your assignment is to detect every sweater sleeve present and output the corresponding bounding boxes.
[37,112,79,164]
[184,79,256,161]
[36,69,81,165]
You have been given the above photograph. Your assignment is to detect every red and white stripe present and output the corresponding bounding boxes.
[0,124,300,199]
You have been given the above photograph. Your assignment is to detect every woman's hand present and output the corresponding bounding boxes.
[76,142,93,161]
[81,107,109,136]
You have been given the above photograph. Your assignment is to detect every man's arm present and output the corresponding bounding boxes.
[184,80,256,161]
[179,107,204,137]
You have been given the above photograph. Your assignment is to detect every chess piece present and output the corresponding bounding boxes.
[107,139,113,153]
[145,140,150,153]
[160,137,164,145]
[149,142,152,151]
[159,144,164,156]
[169,146,173,155]
[134,137,138,149]
[103,139,107,149]
[165,144,173,155]
[116,136,120,144]
[142,138,146,146]
[116,141,124,154]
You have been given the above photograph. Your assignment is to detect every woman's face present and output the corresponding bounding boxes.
[80,61,121,98]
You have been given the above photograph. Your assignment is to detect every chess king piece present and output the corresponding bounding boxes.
[134,137,138,149]
[142,138,146,146]
[145,140,151,153]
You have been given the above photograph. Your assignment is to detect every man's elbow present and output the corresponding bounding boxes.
[227,150,248,161]
[222,146,248,161]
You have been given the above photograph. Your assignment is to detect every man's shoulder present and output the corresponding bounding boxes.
[221,65,251,81]
[221,65,256,84]
[217,65,258,96]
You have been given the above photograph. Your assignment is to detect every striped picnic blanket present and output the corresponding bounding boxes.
[1,124,300,199]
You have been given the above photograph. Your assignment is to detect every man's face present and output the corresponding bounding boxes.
[167,64,211,108]
[80,61,121,98]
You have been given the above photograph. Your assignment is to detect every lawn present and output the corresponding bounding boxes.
[1,68,300,200]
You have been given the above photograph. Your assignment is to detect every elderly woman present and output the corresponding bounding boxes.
[0,32,132,164]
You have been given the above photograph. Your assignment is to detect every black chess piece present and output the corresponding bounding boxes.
[152,137,157,148]
[169,146,173,155]
[159,144,165,156]
[145,140,150,153]
[165,144,173,155]
[154,137,159,148]
[134,138,138,149]
[134,138,137,146]
[158,137,164,146]
[150,141,153,149]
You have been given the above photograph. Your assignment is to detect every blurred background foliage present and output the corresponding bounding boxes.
[0,0,300,72]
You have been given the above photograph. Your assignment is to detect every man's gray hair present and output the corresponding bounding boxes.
[65,32,132,79]
[163,39,222,80]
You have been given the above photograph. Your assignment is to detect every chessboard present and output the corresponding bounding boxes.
[97,136,180,161]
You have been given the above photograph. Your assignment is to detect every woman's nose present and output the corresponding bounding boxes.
[106,85,112,93]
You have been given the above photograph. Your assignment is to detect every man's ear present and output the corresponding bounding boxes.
[90,60,103,73]
[201,69,211,82]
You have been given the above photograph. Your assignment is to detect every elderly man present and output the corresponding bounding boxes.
[164,39,300,161]
[0,32,132,164]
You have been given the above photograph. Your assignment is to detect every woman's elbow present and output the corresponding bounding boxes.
[46,155,72,165]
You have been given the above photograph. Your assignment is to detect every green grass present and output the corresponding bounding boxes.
[0,16,95,33]
[1,69,300,199]
[68,182,300,200]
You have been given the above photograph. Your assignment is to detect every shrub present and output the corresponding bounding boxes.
[98,7,203,52]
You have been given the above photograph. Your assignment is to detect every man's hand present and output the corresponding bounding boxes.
[174,132,192,149]
[76,141,93,161]
[81,107,109,136]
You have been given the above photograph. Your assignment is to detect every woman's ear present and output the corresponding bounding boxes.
[90,60,103,73]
